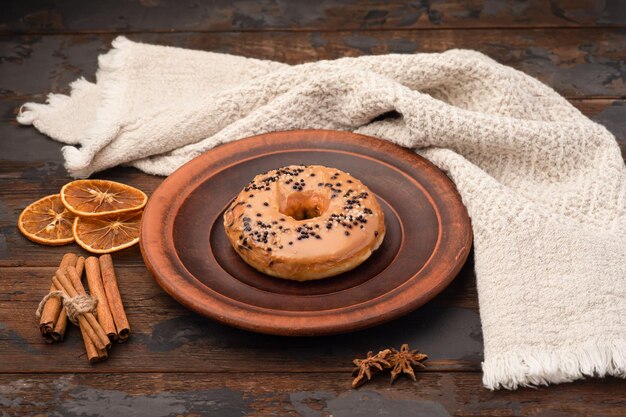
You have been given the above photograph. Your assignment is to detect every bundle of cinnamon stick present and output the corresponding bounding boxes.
[38,253,130,363]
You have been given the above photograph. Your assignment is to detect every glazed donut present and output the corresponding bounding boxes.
[223,165,385,281]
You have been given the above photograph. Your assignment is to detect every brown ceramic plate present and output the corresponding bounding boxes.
[141,130,472,336]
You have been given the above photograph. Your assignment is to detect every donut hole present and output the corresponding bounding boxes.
[280,190,330,221]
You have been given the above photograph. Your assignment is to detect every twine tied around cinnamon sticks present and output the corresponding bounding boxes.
[36,253,130,363]
[36,290,98,326]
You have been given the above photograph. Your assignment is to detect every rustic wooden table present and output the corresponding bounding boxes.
[1,1,625,416]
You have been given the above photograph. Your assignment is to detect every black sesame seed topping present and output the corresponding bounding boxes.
[263,202,269,206]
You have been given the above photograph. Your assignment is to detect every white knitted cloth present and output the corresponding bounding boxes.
[18,37,626,390]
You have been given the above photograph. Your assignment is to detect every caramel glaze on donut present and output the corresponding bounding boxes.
[223,165,386,281]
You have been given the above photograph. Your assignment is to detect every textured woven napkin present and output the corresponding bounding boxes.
[18,37,626,389]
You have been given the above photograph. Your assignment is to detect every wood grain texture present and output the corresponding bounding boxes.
[0,373,624,417]
[1,0,624,33]
[2,1,626,413]
[0,264,481,373]
[1,29,625,99]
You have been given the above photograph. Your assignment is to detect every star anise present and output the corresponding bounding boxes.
[387,344,428,383]
[351,349,391,388]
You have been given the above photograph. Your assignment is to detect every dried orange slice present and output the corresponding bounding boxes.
[73,211,142,254]
[61,179,147,217]
[18,194,76,245]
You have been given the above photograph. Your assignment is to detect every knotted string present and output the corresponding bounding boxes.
[36,290,98,325]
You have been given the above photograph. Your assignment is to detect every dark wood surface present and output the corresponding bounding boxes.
[141,131,472,336]
[0,1,624,416]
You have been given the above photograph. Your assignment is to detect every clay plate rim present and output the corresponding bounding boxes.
[140,130,472,336]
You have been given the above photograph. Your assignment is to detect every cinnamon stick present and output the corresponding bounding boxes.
[81,333,108,364]
[76,256,85,278]
[50,308,68,342]
[50,257,85,342]
[52,269,110,352]
[53,272,106,352]
[99,254,130,342]
[85,257,116,340]
[65,266,112,350]
[81,328,100,363]
[74,257,108,362]
[39,253,77,341]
